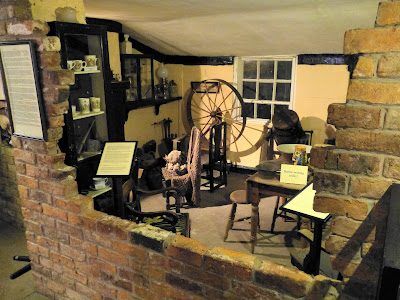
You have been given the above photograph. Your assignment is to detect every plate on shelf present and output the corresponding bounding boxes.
[89,183,111,191]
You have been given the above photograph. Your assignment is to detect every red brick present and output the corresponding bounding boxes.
[42,69,74,86]
[88,278,118,299]
[96,216,131,240]
[26,241,39,254]
[17,185,28,198]
[50,251,75,269]
[204,246,255,281]
[165,272,203,296]
[83,229,113,248]
[376,1,400,26]
[48,115,64,128]
[115,279,132,292]
[20,197,42,212]
[36,153,65,166]
[57,220,83,239]
[47,127,63,141]
[89,256,117,275]
[231,280,283,300]
[119,268,149,287]
[384,108,400,130]
[39,256,53,268]
[327,103,381,129]
[15,161,26,174]
[98,247,129,266]
[30,189,52,204]
[148,252,184,274]
[45,100,69,116]
[112,239,146,258]
[63,266,88,285]
[26,164,49,179]
[314,194,369,220]
[76,282,102,300]
[66,288,91,300]
[70,236,97,256]
[60,244,86,261]
[49,164,76,180]
[6,20,49,35]
[344,27,400,55]
[0,5,14,19]
[149,281,201,300]
[117,290,135,300]
[21,139,59,155]
[54,194,91,213]
[51,272,74,290]
[37,235,59,252]
[309,145,334,169]
[349,176,392,199]
[42,203,68,221]
[42,86,70,104]
[39,178,78,198]
[336,129,400,155]
[38,51,61,69]
[185,264,229,290]
[13,148,36,164]
[165,234,208,267]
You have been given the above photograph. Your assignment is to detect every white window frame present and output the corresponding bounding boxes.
[234,55,297,124]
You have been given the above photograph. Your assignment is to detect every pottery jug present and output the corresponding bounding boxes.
[55,7,78,23]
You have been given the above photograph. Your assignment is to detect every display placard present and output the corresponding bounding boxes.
[96,142,137,176]
[0,40,47,140]
[280,164,308,185]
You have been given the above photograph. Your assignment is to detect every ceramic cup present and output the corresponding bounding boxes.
[73,60,86,72]
[84,55,99,68]
[78,97,90,114]
[71,105,77,115]
[93,177,108,190]
[90,97,101,112]
[67,60,76,70]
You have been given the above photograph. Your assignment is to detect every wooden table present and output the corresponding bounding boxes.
[245,172,306,253]
[281,183,331,275]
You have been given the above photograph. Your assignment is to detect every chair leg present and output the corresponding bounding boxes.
[271,196,281,233]
[210,164,214,193]
[224,203,237,241]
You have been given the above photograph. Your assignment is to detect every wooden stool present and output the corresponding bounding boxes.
[224,190,259,241]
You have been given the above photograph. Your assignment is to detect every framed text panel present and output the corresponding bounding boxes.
[96,142,138,176]
[0,40,47,140]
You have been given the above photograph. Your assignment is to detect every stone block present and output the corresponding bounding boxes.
[165,234,208,267]
[130,225,175,252]
[331,257,380,283]
[352,56,374,78]
[255,259,312,298]
[377,53,400,77]
[344,27,400,54]
[331,216,376,242]
[203,246,255,281]
[310,145,334,169]
[42,86,70,104]
[6,20,49,35]
[347,80,400,105]
[337,152,381,176]
[45,100,69,116]
[327,103,381,129]
[384,108,400,130]
[314,193,369,220]
[313,170,348,194]
[38,51,61,69]
[349,176,392,199]
[41,69,74,86]
[376,1,400,26]
[325,234,361,259]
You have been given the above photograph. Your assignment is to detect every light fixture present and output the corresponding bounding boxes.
[156,63,169,99]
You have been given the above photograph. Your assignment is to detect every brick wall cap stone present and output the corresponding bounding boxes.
[130,224,176,252]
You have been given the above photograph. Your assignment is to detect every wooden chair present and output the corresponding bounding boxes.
[224,190,259,241]
[201,122,227,192]
[123,177,190,237]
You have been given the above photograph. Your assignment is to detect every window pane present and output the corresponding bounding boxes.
[260,61,274,79]
[259,83,273,100]
[277,61,292,80]
[257,104,271,119]
[243,61,257,79]
[243,103,254,118]
[243,82,256,99]
[276,83,291,102]
[274,104,289,114]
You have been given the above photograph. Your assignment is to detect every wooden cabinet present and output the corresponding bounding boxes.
[49,22,125,197]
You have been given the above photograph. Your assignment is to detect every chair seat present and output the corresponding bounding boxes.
[230,190,247,204]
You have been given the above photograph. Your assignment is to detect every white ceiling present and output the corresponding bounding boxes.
[83,0,381,57]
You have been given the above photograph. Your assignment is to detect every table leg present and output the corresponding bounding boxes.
[249,185,260,253]
[306,220,323,275]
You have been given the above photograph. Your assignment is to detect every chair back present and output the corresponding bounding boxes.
[209,122,226,161]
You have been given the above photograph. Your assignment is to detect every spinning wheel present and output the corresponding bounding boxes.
[186,79,268,162]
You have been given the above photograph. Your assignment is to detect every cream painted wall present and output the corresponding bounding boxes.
[294,64,349,145]
[107,32,122,77]
[29,0,86,23]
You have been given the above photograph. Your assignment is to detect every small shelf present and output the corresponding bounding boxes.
[87,186,112,198]
[78,151,102,162]
[74,70,101,75]
[126,97,182,115]
[73,110,104,120]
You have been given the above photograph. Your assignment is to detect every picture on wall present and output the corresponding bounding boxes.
[191,81,220,93]
[0,40,47,141]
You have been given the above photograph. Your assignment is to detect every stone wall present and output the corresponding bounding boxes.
[311,1,400,299]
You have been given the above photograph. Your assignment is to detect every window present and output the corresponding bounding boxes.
[235,56,297,123]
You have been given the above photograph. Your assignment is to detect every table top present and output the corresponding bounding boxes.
[281,183,330,222]
[246,172,307,191]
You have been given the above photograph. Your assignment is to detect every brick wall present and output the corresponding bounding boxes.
[4,0,394,299]
[311,1,400,299]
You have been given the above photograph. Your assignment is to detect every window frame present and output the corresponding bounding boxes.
[234,55,297,124]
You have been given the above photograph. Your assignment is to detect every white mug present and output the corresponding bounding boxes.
[93,177,108,190]
[84,55,99,68]
[90,97,101,112]
[71,105,77,115]
[73,60,86,72]
[67,60,76,70]
[78,98,90,114]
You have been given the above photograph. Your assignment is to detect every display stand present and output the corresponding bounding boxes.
[96,142,137,218]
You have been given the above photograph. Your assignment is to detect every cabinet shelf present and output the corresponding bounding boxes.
[126,97,182,115]
[77,151,102,162]
[74,70,101,75]
[87,186,112,198]
[73,110,105,120]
